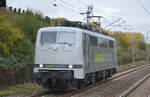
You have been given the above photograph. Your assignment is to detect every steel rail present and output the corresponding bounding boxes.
[29,64,150,97]
[119,74,150,97]
[29,89,51,97]
[59,64,150,97]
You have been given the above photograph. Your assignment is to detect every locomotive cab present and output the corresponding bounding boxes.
[33,27,84,90]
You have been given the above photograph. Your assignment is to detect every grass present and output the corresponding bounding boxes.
[0,83,42,97]
[117,61,148,72]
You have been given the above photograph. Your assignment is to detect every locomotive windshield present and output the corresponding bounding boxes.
[40,32,57,45]
[40,31,76,46]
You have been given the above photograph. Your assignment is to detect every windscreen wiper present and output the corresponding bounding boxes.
[57,42,72,46]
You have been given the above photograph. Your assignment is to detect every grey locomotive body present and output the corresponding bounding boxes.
[33,27,117,90]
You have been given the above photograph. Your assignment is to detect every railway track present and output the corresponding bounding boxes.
[119,74,150,97]
[29,64,150,97]
[29,89,51,97]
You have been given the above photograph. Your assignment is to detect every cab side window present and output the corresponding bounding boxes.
[109,40,114,48]
[89,36,98,46]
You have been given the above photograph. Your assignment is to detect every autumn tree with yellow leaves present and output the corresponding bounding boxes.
[0,16,23,55]
[112,32,146,64]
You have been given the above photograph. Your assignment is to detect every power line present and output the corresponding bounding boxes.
[40,0,112,28]
[56,0,78,8]
[54,1,80,14]
[40,0,61,7]
[55,0,87,13]
[104,18,122,29]
[137,0,150,17]
[40,0,81,14]
[40,0,55,6]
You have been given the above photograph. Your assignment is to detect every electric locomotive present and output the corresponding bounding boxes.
[33,21,117,90]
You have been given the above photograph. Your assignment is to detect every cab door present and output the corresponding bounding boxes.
[83,33,90,68]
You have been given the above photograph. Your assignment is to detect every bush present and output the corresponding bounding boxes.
[117,51,132,65]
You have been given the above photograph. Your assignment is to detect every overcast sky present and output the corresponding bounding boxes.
[7,0,150,40]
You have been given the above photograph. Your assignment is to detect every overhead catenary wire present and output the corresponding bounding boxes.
[40,0,81,15]
[39,0,106,26]
[39,0,94,26]
[40,0,133,31]
[104,18,122,29]
[54,1,80,14]
[136,0,150,17]
[55,0,78,9]
[53,0,90,14]
[136,0,150,44]
[92,6,136,31]
[40,0,56,6]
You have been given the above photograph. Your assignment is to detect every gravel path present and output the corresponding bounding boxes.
[127,77,150,97]
[71,65,150,97]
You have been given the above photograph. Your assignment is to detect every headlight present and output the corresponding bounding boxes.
[39,64,43,68]
[69,64,73,69]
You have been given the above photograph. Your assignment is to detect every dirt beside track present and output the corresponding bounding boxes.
[127,77,150,97]
[70,65,150,97]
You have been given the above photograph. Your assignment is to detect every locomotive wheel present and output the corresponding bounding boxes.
[66,80,73,91]
[104,70,113,80]
[66,80,79,91]
[77,79,86,89]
